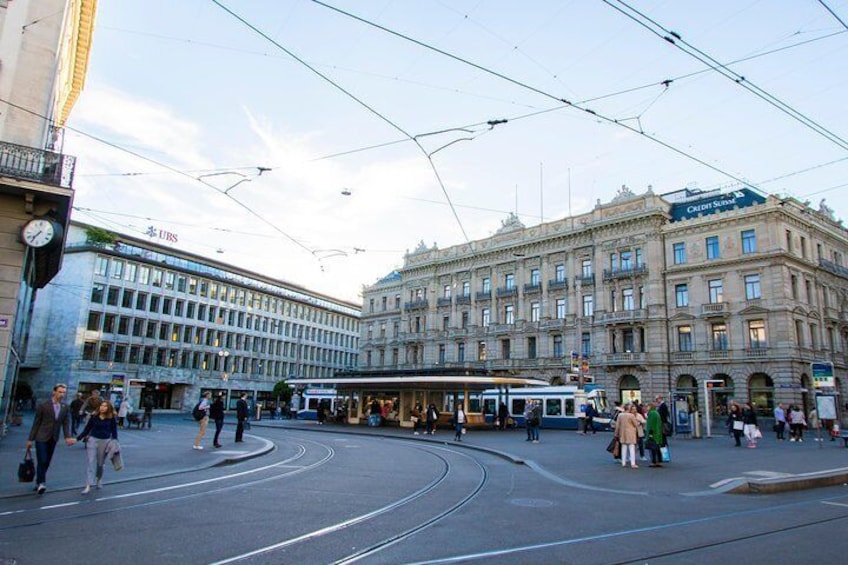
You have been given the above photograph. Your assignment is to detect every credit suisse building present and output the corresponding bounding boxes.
[22,222,360,411]
[360,186,848,417]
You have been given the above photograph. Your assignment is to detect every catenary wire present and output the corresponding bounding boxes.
[604,0,848,152]
[817,0,848,31]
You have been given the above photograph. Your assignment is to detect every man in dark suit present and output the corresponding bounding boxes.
[26,384,76,494]
[235,393,249,443]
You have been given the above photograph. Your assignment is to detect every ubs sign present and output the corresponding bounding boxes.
[670,188,766,222]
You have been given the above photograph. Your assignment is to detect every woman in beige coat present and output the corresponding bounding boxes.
[614,404,640,469]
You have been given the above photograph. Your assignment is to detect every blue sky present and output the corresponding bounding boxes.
[65,1,848,303]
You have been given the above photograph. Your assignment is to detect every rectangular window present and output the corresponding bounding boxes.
[748,320,766,349]
[106,287,119,306]
[501,339,511,360]
[135,292,147,310]
[675,284,688,307]
[791,275,798,300]
[174,300,184,317]
[103,314,116,334]
[706,236,720,260]
[786,230,792,252]
[457,342,465,362]
[806,280,813,305]
[94,256,108,277]
[111,259,124,279]
[556,298,566,319]
[117,316,130,335]
[442,316,449,331]
[162,298,172,316]
[481,308,491,327]
[528,336,537,359]
[795,320,805,346]
[708,279,723,304]
[741,230,757,254]
[124,263,137,282]
[581,332,591,357]
[504,304,514,324]
[477,341,487,361]
[711,323,728,350]
[91,284,105,304]
[673,242,686,265]
[461,311,469,328]
[438,344,446,364]
[186,302,195,319]
[86,312,101,331]
[121,289,134,309]
[553,335,563,357]
[149,295,160,313]
[745,274,761,300]
[530,301,540,322]
[505,273,515,289]
[132,319,144,337]
[678,326,692,351]
[581,259,592,277]
[145,322,157,339]
[530,268,541,285]
[138,266,150,285]
[443,284,451,299]
[609,253,619,273]
[151,269,163,287]
[482,277,491,293]
[83,341,97,361]
[620,250,633,270]
[462,281,470,297]
[164,272,175,290]
[582,295,593,317]
[555,264,565,282]
[622,288,634,311]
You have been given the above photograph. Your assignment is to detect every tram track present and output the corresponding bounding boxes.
[209,442,489,565]
[0,440,331,531]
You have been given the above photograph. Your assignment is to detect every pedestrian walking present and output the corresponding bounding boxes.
[742,402,759,448]
[69,393,84,436]
[193,392,212,450]
[789,405,806,442]
[425,403,440,435]
[82,389,102,428]
[774,403,787,440]
[645,403,664,467]
[411,403,423,435]
[26,384,77,495]
[497,401,509,430]
[584,402,597,434]
[453,405,467,441]
[235,392,248,442]
[615,404,639,469]
[210,394,225,448]
[633,404,647,461]
[142,395,155,429]
[316,400,327,425]
[727,403,744,447]
[524,400,541,443]
[117,396,133,429]
[809,407,822,442]
[76,400,118,494]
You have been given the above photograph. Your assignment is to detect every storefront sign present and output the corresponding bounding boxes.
[670,188,766,221]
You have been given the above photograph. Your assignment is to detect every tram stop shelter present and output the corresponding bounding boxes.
[287,367,549,429]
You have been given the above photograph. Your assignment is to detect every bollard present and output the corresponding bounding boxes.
[692,410,702,439]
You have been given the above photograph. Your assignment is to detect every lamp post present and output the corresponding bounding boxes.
[218,350,230,381]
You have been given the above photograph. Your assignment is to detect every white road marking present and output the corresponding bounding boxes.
[822,501,848,508]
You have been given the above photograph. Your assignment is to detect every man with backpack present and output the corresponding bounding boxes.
[192,392,212,450]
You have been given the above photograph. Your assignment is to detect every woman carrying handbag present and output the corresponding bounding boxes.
[76,400,118,494]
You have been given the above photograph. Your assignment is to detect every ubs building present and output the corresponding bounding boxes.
[21,221,360,412]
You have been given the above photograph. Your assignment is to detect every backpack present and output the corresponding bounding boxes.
[192,402,205,421]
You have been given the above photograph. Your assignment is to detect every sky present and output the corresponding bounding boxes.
[64,0,848,304]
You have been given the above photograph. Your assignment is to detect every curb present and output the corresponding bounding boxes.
[728,468,848,494]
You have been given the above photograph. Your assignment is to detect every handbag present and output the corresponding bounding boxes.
[111,451,124,472]
[18,448,35,483]
[660,445,670,463]
[752,427,762,440]
[732,420,744,431]
[645,437,658,451]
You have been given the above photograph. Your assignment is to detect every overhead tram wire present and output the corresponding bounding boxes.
[604,0,848,153]
[0,96,316,259]
[307,1,766,191]
[211,0,472,244]
[817,0,848,32]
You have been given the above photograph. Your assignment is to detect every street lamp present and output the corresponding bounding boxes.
[217,350,230,380]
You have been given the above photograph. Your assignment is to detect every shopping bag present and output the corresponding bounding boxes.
[660,445,670,463]
[18,448,35,483]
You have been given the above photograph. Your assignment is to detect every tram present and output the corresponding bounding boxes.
[297,388,347,421]
[481,385,611,430]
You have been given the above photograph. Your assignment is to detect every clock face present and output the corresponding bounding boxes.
[22,219,57,248]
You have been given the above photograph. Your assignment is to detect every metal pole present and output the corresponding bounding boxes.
[704,381,712,439]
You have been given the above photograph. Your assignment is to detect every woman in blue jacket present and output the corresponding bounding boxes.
[77,400,118,494]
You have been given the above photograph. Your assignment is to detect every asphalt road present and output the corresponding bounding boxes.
[1,416,847,564]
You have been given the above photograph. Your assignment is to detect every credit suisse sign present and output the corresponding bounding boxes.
[670,188,766,222]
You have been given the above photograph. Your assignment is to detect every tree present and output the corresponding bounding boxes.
[272,380,293,404]
[85,226,116,247]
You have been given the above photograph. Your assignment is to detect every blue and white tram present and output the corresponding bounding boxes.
[481,385,610,430]
[297,388,346,421]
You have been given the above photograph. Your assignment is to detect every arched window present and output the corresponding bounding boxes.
[748,373,774,416]
[619,374,641,405]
